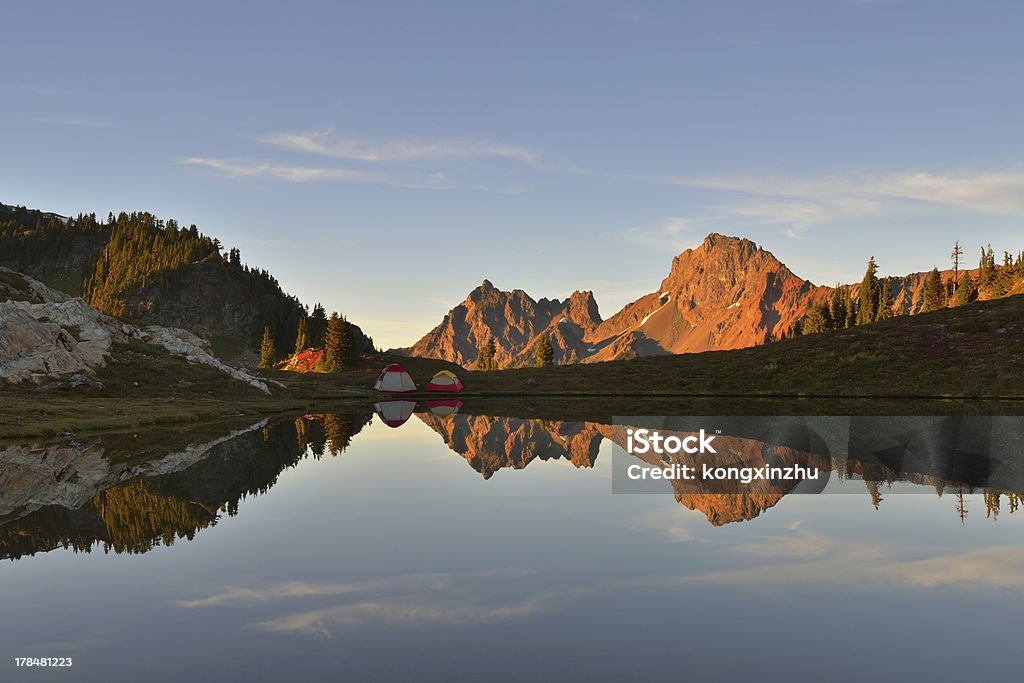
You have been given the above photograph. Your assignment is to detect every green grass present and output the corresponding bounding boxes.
[0,340,326,439]
[207,333,250,361]
[39,266,85,297]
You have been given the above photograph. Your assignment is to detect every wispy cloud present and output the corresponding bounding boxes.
[256,597,544,636]
[623,216,702,248]
[34,116,117,129]
[177,570,530,608]
[178,157,526,193]
[257,128,540,165]
[178,568,548,638]
[665,167,1024,237]
[678,520,1024,593]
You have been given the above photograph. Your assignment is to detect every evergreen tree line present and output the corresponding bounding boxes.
[265,307,360,371]
[469,334,555,370]
[801,256,893,335]
[0,206,106,274]
[800,244,1024,336]
[0,205,362,359]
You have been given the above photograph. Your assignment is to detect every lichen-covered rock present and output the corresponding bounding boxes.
[0,306,88,382]
[0,269,270,393]
[0,267,72,304]
[140,325,271,394]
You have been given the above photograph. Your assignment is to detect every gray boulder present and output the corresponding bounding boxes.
[0,267,270,393]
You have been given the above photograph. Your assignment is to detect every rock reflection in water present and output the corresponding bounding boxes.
[0,411,372,560]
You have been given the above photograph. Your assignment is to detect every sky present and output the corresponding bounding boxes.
[2,0,1023,349]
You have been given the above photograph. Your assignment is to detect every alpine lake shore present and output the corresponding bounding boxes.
[3,293,1023,441]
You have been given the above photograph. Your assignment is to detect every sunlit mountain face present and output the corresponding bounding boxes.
[3,408,1024,679]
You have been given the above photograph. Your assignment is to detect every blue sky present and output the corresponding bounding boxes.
[3,0,1023,348]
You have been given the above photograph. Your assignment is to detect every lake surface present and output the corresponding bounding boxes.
[2,406,1023,682]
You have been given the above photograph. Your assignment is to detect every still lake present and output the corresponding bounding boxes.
[2,406,1023,681]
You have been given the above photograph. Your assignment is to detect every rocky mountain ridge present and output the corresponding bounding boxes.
[400,232,1024,369]
[405,279,604,368]
[401,233,831,368]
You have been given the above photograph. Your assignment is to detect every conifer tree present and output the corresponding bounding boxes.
[875,277,892,320]
[828,286,847,330]
[843,287,856,328]
[475,338,497,371]
[954,271,975,306]
[978,245,996,289]
[294,316,309,354]
[259,326,276,368]
[534,334,554,367]
[338,314,355,366]
[951,240,962,294]
[857,257,880,325]
[323,312,345,372]
[800,302,830,335]
[922,267,944,312]
[308,304,327,348]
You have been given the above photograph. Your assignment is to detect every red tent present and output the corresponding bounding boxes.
[424,370,464,393]
[374,400,417,428]
[374,364,417,393]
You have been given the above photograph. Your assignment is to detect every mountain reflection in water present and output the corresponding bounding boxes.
[2,409,1023,560]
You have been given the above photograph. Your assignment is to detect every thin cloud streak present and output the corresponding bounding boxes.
[670,168,1024,216]
[257,128,540,165]
[179,157,527,193]
[256,597,544,637]
[610,166,1024,239]
[675,520,1024,593]
[177,568,547,638]
[34,116,118,129]
[177,568,532,608]
[622,216,702,249]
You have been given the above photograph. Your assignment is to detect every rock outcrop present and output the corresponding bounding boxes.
[0,267,270,392]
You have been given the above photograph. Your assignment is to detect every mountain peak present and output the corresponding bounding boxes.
[701,232,755,250]
[565,290,602,327]
[480,278,494,289]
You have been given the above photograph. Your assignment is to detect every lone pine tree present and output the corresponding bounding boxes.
[294,316,309,354]
[322,312,349,372]
[534,334,554,367]
[475,338,498,371]
[954,271,976,306]
[259,326,276,368]
[875,277,893,320]
[856,257,880,326]
[922,267,944,312]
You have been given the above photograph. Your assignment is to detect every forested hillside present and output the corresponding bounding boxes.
[0,203,371,361]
